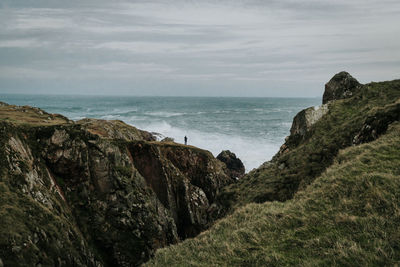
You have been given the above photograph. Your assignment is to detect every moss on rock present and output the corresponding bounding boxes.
[0,106,234,266]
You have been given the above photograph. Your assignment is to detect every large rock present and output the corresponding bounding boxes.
[217,150,245,179]
[322,71,361,104]
[275,104,329,159]
[129,142,231,239]
[0,103,234,266]
[290,104,329,137]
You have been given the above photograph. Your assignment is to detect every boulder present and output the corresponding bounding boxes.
[290,104,329,137]
[217,150,245,179]
[322,71,361,104]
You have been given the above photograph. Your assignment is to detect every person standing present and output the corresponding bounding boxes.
[184,136,188,145]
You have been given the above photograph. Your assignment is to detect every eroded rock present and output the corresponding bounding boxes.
[217,150,245,179]
[353,100,400,144]
[130,142,232,239]
[323,71,361,104]
[290,104,329,137]
[0,103,234,266]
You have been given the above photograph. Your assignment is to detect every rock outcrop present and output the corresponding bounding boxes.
[216,72,400,215]
[322,71,361,104]
[353,98,400,144]
[77,118,156,141]
[279,71,361,157]
[290,104,329,137]
[0,103,234,266]
[145,74,400,267]
[275,104,329,158]
[217,150,245,179]
[129,141,230,239]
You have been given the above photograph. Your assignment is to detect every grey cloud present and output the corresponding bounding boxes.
[0,0,399,96]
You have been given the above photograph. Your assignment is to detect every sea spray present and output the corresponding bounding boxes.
[0,94,320,171]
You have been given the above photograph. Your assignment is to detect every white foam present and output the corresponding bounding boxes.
[100,114,121,120]
[130,120,281,172]
[144,111,185,117]
[113,108,138,115]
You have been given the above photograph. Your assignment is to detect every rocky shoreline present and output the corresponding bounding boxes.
[1,71,399,266]
[0,102,244,266]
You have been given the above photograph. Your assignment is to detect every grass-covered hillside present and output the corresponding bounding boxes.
[218,76,400,211]
[146,117,400,266]
[146,73,400,266]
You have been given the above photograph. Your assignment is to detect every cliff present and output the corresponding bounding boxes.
[147,72,400,266]
[2,71,400,266]
[216,72,400,210]
[0,103,233,266]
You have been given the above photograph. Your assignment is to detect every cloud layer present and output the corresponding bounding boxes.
[1,0,399,96]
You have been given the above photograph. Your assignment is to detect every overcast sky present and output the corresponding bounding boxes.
[0,0,399,97]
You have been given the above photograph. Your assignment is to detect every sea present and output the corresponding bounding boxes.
[1,95,320,172]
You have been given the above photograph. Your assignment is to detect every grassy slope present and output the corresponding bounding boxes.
[146,121,400,266]
[0,103,70,126]
[219,79,400,209]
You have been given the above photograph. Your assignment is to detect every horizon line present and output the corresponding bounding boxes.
[0,92,320,99]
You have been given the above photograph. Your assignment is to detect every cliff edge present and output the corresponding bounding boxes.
[0,103,234,266]
[147,72,400,266]
[215,72,400,210]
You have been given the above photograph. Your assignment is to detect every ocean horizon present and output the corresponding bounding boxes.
[1,94,320,171]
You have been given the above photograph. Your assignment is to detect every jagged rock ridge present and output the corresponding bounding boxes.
[0,103,234,266]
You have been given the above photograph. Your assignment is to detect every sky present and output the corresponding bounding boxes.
[0,0,399,97]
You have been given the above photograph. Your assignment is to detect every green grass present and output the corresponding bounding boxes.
[146,122,400,266]
[0,104,69,126]
[218,79,400,210]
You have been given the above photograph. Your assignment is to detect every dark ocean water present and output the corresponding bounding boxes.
[1,94,320,171]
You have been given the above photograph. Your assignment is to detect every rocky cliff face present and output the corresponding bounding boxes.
[290,104,329,137]
[0,103,234,266]
[128,141,231,239]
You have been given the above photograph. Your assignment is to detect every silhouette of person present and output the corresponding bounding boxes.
[184,136,188,145]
